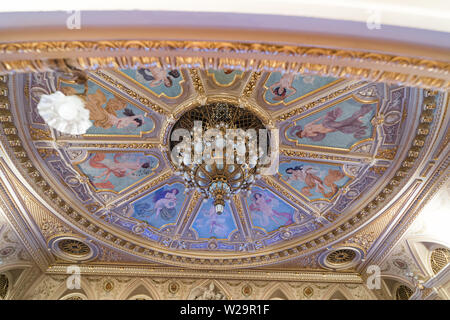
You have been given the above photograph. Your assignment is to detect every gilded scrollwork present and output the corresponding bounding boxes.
[0,40,448,90]
[242,71,262,97]
[188,69,206,95]
[276,82,367,122]
[94,70,168,115]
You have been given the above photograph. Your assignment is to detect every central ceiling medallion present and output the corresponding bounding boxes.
[169,102,272,214]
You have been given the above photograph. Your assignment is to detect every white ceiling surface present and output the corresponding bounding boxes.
[0,0,449,33]
[0,12,449,52]
[409,179,450,246]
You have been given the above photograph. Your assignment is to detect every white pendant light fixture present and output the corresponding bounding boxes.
[37,91,92,135]
[37,69,92,135]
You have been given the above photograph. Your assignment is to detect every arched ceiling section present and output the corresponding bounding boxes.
[1,62,447,270]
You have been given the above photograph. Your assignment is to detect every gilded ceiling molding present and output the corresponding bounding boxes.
[365,158,450,268]
[175,191,202,235]
[121,170,173,203]
[0,162,54,271]
[36,148,58,160]
[275,81,368,122]
[340,180,422,257]
[93,70,168,115]
[45,264,363,284]
[375,147,398,160]
[280,148,371,162]
[65,142,160,150]
[260,176,316,216]
[29,127,52,141]
[242,72,262,97]
[0,41,448,90]
[188,69,206,96]
[232,194,251,240]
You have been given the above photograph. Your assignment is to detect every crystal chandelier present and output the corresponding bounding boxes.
[169,102,269,214]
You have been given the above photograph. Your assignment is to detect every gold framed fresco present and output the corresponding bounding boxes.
[284,94,380,152]
[0,39,446,269]
[0,40,447,90]
[57,77,156,138]
[116,68,186,100]
[276,159,355,203]
[242,185,302,236]
[261,72,345,107]
[125,180,190,233]
[72,150,160,195]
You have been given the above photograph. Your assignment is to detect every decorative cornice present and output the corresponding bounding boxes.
[45,264,363,284]
[0,40,448,90]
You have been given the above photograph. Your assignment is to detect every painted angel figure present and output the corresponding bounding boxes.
[269,73,298,101]
[285,165,326,194]
[152,188,179,220]
[198,205,228,238]
[88,153,152,190]
[137,67,180,88]
[291,104,372,141]
[284,165,345,198]
[249,192,293,227]
[133,188,179,221]
[61,87,145,131]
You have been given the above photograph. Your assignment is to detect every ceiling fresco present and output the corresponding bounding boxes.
[262,73,341,107]
[4,64,445,268]
[59,79,156,137]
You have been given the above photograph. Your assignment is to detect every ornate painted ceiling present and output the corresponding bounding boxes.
[1,65,447,270]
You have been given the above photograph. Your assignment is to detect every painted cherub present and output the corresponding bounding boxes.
[269,73,298,101]
[137,67,180,88]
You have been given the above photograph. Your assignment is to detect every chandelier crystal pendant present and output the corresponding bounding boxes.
[170,102,269,214]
